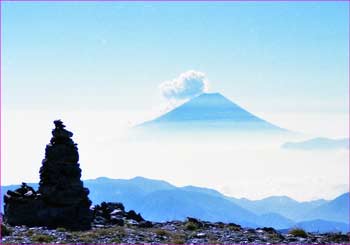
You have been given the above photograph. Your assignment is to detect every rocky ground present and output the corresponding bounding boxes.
[2,218,350,244]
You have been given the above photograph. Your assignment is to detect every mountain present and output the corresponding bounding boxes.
[84,176,175,208]
[2,177,348,232]
[181,185,224,198]
[84,177,292,228]
[282,137,349,151]
[229,195,327,221]
[137,93,286,132]
[136,189,258,227]
[303,192,349,223]
[85,178,296,229]
[296,219,349,233]
[257,213,295,229]
[0,178,288,228]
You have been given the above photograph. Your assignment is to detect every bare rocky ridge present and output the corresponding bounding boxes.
[1,217,349,244]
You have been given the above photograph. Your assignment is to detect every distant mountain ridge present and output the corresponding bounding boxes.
[282,137,349,151]
[229,195,328,222]
[138,93,287,132]
[301,193,350,223]
[2,176,348,233]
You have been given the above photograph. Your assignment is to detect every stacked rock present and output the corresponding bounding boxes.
[4,120,92,230]
[38,120,92,229]
[3,183,40,227]
[92,202,152,228]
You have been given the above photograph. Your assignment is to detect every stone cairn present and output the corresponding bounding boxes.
[4,120,92,230]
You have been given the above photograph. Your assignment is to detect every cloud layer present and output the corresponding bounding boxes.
[159,70,209,100]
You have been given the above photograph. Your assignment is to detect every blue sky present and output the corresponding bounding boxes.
[1,2,349,200]
[3,2,349,114]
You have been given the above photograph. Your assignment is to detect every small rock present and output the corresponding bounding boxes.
[110,209,123,215]
[195,232,206,238]
[261,227,276,233]
[186,217,204,228]
[126,219,139,226]
[110,216,124,226]
[126,210,144,222]
[138,221,153,228]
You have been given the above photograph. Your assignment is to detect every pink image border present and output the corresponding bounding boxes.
[0,0,348,244]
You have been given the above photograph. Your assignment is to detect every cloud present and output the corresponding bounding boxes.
[159,70,209,100]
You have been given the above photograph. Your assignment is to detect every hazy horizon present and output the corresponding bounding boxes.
[2,103,348,202]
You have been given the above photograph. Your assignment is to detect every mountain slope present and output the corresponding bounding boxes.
[230,196,327,221]
[84,177,176,210]
[137,189,258,227]
[303,193,349,223]
[85,177,293,228]
[138,93,286,132]
[296,219,349,233]
[257,213,295,229]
